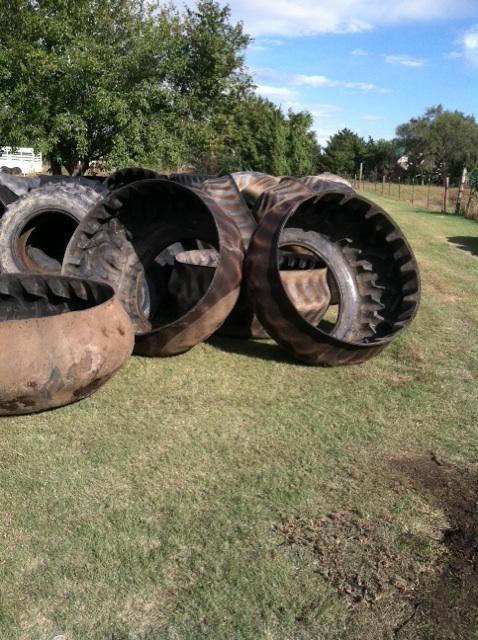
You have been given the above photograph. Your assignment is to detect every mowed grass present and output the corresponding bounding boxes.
[1,195,478,639]
[359,180,478,218]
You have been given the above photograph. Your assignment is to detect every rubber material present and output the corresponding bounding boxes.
[104,167,164,191]
[62,179,244,356]
[0,274,134,415]
[246,178,420,366]
[0,182,107,274]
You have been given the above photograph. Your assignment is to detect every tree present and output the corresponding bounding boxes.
[0,0,252,174]
[321,129,366,177]
[286,110,317,176]
[0,1,320,175]
[363,137,400,179]
[396,106,478,185]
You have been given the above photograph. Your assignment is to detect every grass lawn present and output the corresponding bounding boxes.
[1,195,478,639]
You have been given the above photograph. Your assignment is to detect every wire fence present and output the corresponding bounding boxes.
[351,177,478,220]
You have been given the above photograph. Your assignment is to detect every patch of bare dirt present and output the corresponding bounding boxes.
[274,454,478,639]
[391,455,478,639]
[275,508,432,611]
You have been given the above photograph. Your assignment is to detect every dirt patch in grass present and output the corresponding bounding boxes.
[390,455,478,639]
[275,507,434,637]
[274,454,478,639]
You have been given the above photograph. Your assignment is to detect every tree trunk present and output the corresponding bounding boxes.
[72,159,90,176]
[50,159,63,175]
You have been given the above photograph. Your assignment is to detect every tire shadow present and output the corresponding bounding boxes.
[208,335,304,366]
[447,236,478,257]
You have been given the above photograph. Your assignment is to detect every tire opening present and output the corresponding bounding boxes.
[16,210,78,273]
[279,241,340,334]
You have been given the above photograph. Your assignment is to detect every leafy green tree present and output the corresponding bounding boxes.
[0,0,319,176]
[212,94,318,176]
[396,106,478,184]
[363,137,401,179]
[321,128,366,177]
[0,0,252,174]
[286,110,317,176]
[0,1,176,173]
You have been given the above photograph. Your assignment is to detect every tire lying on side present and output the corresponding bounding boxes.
[0,182,107,274]
[246,178,421,366]
[62,179,244,357]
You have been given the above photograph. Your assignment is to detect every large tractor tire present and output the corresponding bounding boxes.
[0,182,107,274]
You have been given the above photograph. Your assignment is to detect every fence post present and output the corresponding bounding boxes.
[388,179,391,196]
[427,178,431,210]
[442,177,449,213]
[381,175,385,195]
[398,177,401,200]
[411,178,415,206]
[455,167,467,216]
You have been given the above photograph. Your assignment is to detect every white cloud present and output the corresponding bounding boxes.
[257,38,285,47]
[360,115,385,121]
[255,85,298,100]
[313,127,339,146]
[223,0,477,37]
[352,49,368,56]
[385,54,427,67]
[294,74,389,93]
[444,51,463,60]
[309,104,343,118]
[463,25,478,66]
[249,38,285,51]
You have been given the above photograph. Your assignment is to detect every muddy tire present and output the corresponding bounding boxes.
[0,182,107,274]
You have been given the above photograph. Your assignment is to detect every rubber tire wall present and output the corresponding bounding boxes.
[0,182,107,274]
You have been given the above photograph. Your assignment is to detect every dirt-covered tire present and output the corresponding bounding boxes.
[0,182,107,274]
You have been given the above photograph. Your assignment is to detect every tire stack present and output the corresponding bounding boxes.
[0,168,421,416]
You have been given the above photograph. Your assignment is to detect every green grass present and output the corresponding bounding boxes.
[1,195,478,639]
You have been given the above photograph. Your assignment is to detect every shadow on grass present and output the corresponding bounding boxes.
[447,236,478,257]
[208,336,303,366]
[391,455,478,639]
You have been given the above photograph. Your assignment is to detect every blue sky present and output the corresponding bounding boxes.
[220,0,478,146]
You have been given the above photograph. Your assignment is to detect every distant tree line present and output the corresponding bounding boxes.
[318,106,478,186]
[0,1,476,183]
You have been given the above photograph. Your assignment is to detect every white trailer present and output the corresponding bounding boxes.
[0,147,43,175]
